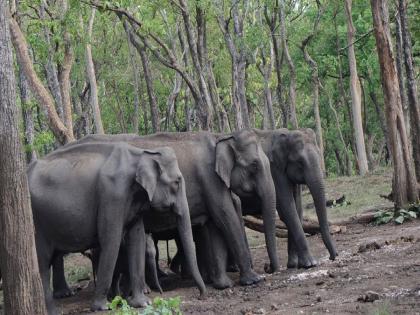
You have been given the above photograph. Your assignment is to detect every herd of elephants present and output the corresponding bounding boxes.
[26,128,338,314]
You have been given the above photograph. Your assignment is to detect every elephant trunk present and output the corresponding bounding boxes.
[258,169,280,272]
[304,160,337,260]
[175,185,206,296]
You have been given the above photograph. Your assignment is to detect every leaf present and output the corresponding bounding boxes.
[408,211,417,218]
[394,216,405,224]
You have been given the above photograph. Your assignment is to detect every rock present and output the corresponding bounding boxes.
[316,296,322,302]
[254,308,266,314]
[271,304,279,311]
[358,241,381,253]
[357,291,380,302]
[316,280,325,286]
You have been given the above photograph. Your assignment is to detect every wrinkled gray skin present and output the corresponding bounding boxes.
[72,130,279,289]
[28,142,204,315]
[252,128,338,267]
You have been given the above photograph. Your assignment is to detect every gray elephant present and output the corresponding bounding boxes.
[28,141,205,314]
[72,130,279,289]
[252,128,337,267]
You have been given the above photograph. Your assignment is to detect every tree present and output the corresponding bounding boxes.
[84,7,105,134]
[370,0,419,208]
[344,0,369,176]
[398,0,420,183]
[9,12,74,144]
[0,1,47,313]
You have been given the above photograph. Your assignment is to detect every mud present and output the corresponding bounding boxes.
[59,221,420,315]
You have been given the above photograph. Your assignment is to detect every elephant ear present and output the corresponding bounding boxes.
[135,150,162,202]
[269,131,289,170]
[215,136,235,188]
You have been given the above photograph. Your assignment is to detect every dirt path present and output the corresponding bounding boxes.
[58,220,420,315]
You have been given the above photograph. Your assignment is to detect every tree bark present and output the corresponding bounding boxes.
[84,8,104,134]
[398,0,420,183]
[344,0,369,176]
[0,3,47,313]
[279,0,298,129]
[9,17,74,144]
[126,28,141,133]
[370,0,419,207]
[257,48,275,129]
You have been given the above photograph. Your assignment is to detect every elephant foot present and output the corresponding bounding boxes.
[143,284,151,294]
[298,255,317,269]
[239,270,262,286]
[287,255,299,269]
[264,262,280,274]
[226,263,239,273]
[91,297,109,311]
[212,274,234,289]
[53,287,74,299]
[128,293,151,308]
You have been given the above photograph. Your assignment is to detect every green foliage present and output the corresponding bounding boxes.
[373,203,420,225]
[142,297,182,315]
[107,296,182,315]
[108,296,138,315]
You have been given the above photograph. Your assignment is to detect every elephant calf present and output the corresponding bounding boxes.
[28,141,205,314]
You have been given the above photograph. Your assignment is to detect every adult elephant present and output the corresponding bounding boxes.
[28,141,205,314]
[252,128,338,267]
[74,130,279,288]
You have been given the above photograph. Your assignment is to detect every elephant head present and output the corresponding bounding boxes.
[135,147,206,296]
[271,129,337,260]
[215,129,279,272]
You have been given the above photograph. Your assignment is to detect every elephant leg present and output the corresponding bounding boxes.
[36,234,57,315]
[203,222,233,289]
[52,254,74,299]
[91,205,124,311]
[230,193,250,271]
[208,192,261,286]
[153,238,168,278]
[126,219,150,308]
[276,177,316,269]
[194,226,212,284]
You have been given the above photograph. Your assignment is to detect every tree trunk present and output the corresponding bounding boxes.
[370,0,419,207]
[18,66,37,163]
[216,0,251,130]
[84,8,104,134]
[398,0,420,183]
[257,48,275,129]
[0,3,47,313]
[126,28,141,133]
[344,0,369,176]
[9,17,74,144]
[279,0,298,129]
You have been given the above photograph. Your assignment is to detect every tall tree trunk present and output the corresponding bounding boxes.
[398,0,420,183]
[395,11,409,132]
[18,66,37,163]
[370,0,419,207]
[216,0,251,130]
[178,0,213,130]
[279,0,298,129]
[257,48,275,129]
[84,8,104,134]
[344,0,369,176]
[126,28,141,133]
[0,3,47,313]
[9,18,74,144]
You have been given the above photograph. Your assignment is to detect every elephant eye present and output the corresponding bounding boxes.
[250,160,259,172]
[171,177,181,192]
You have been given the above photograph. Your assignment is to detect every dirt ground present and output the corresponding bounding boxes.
[58,219,420,315]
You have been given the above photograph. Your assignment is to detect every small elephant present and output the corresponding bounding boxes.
[28,141,205,314]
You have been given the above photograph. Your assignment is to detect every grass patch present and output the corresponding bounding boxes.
[302,166,393,222]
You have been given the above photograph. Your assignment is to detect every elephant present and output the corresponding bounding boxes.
[28,141,205,314]
[252,128,337,267]
[170,128,337,274]
[70,129,279,289]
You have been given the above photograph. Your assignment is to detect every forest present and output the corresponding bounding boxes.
[0,0,419,314]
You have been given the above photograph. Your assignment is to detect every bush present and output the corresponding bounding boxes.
[108,296,182,315]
